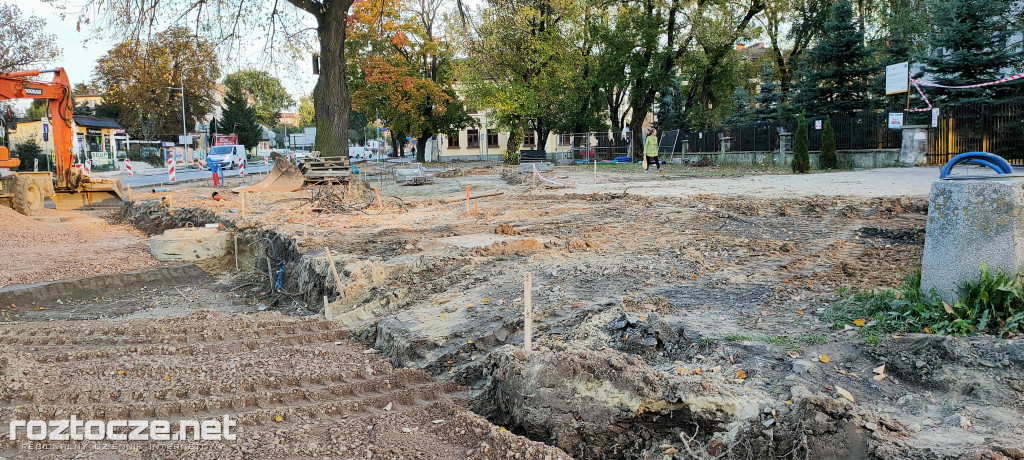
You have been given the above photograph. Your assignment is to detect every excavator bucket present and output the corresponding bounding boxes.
[53,176,125,209]
[232,157,304,193]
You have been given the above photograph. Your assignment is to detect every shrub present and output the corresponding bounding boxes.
[825,265,1024,337]
[819,117,838,169]
[792,113,811,173]
[11,138,48,171]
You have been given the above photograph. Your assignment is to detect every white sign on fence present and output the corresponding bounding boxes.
[886,62,910,95]
[931,108,940,128]
[888,112,905,129]
[814,120,822,130]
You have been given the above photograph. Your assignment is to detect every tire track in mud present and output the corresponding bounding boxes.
[0,311,569,459]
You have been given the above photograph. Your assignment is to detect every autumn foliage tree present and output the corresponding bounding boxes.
[347,0,471,162]
[93,27,219,140]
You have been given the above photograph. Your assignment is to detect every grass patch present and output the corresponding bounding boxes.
[722,333,755,342]
[825,267,1024,337]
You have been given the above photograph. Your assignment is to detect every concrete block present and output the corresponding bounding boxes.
[921,178,1024,301]
[150,227,231,262]
[519,162,553,173]
[899,125,931,166]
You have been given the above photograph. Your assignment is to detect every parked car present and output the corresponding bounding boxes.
[207,145,247,169]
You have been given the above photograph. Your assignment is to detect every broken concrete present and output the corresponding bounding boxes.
[150,226,232,262]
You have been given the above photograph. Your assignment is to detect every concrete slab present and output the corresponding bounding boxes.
[519,162,554,173]
[150,227,231,262]
[921,178,1024,301]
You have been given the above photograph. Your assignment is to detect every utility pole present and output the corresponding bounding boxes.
[166,75,187,144]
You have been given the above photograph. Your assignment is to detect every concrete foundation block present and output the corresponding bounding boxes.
[921,178,1024,301]
[150,227,231,262]
[519,162,553,173]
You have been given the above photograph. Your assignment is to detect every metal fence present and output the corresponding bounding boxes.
[550,131,633,162]
[674,113,901,154]
[930,101,1024,165]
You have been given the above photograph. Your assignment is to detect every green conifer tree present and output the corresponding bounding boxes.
[795,0,872,118]
[792,113,811,173]
[819,117,838,169]
[216,86,262,151]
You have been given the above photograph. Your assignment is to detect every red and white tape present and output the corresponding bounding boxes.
[167,158,176,182]
[911,73,1024,90]
[532,164,577,187]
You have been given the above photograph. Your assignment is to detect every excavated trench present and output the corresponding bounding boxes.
[116,199,883,459]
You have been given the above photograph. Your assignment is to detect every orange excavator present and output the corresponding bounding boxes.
[0,68,124,215]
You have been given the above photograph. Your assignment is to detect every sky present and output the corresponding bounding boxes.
[17,0,318,109]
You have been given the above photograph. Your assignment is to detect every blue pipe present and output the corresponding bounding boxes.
[939,152,1014,179]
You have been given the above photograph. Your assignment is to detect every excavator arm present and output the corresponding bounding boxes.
[0,68,123,214]
[0,68,76,187]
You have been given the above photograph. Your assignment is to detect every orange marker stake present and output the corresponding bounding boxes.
[466,186,471,214]
[374,187,383,211]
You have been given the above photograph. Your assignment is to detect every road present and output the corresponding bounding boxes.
[123,164,273,188]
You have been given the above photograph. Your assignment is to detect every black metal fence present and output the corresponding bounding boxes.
[675,113,901,154]
[930,101,1024,165]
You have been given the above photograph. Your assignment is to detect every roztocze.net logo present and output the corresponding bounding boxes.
[9,415,236,441]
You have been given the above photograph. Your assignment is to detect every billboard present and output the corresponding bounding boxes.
[214,134,238,146]
[886,62,910,95]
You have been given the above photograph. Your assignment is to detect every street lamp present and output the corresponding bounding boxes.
[166,75,187,144]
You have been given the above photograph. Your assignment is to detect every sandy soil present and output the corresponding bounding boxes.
[0,207,161,289]
[0,311,569,459]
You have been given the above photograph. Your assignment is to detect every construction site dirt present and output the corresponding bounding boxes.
[1,164,1022,459]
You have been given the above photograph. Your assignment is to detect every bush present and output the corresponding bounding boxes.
[825,265,1024,337]
[11,138,48,171]
[819,117,838,169]
[792,113,811,173]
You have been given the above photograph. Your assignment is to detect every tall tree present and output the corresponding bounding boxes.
[0,2,61,72]
[753,63,785,125]
[297,94,316,128]
[79,0,357,160]
[917,0,1024,105]
[348,0,472,162]
[794,0,871,117]
[723,86,753,128]
[757,0,832,101]
[214,86,262,151]
[457,0,592,161]
[792,112,811,173]
[93,27,220,140]
[223,70,293,127]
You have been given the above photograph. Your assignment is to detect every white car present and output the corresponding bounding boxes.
[207,145,247,169]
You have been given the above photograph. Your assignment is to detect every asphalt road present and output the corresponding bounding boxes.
[123,164,273,188]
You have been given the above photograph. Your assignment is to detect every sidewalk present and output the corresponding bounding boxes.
[93,160,202,179]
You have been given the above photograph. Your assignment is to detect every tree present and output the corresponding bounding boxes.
[819,117,837,169]
[723,86,753,128]
[348,0,472,162]
[654,75,687,131]
[24,100,47,120]
[792,112,811,173]
[215,86,262,151]
[79,0,357,160]
[794,0,872,117]
[917,0,1024,105]
[93,27,220,140]
[11,138,46,172]
[0,3,61,72]
[223,70,293,127]
[297,94,315,128]
[457,0,590,162]
[753,63,785,125]
[757,0,833,101]
[94,103,123,120]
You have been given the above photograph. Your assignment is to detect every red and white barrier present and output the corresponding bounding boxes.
[167,159,176,182]
[912,73,1024,90]
[125,157,134,177]
[83,160,92,175]
[238,160,245,176]
[33,158,38,172]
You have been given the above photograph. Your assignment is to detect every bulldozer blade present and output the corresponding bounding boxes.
[232,159,304,193]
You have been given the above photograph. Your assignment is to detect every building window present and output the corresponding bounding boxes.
[487,130,499,148]
[447,134,460,148]
[559,134,570,146]
[524,130,535,146]
[467,129,480,148]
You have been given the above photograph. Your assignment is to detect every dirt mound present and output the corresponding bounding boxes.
[475,238,545,256]
[0,311,569,459]
[565,238,597,252]
[495,224,521,236]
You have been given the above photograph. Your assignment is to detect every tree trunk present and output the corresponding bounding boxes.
[504,118,523,164]
[416,133,430,162]
[313,0,354,163]
[537,131,550,153]
[629,111,647,161]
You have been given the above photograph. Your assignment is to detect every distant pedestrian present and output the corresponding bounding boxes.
[643,128,662,173]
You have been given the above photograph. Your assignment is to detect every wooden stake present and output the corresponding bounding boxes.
[374,186,384,211]
[475,203,479,215]
[323,295,329,312]
[524,272,533,352]
[324,247,345,296]
[266,257,274,291]
[233,235,239,271]
[126,183,133,200]
[466,186,471,214]
[442,191,504,204]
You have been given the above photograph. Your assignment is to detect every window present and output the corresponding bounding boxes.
[467,129,480,148]
[524,130,535,146]
[486,130,499,148]
[559,134,571,146]
[447,134,460,148]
